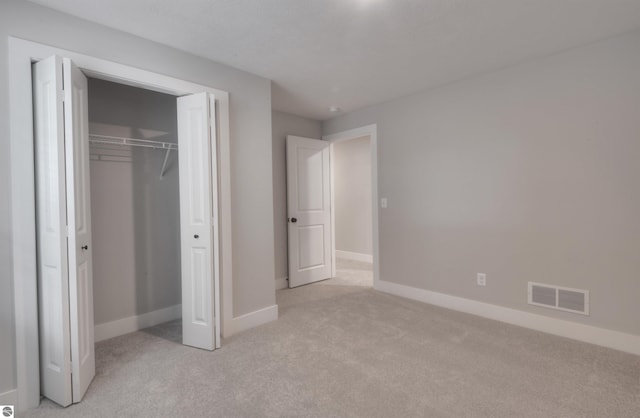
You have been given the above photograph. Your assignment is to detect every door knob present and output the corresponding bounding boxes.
[291,218,297,223]
[81,245,88,250]
[194,234,200,239]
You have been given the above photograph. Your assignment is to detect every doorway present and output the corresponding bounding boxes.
[325,124,380,288]
[284,125,379,289]
[9,38,233,411]
[31,55,220,406]
[330,135,373,287]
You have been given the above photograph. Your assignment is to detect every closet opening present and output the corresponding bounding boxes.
[31,54,221,406]
[88,78,183,344]
[11,40,231,410]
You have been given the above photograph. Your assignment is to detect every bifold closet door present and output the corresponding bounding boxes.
[33,55,95,407]
[177,92,219,351]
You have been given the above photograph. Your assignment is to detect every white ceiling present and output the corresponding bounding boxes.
[28,0,640,120]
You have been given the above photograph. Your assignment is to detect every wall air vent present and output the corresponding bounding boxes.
[528,282,589,315]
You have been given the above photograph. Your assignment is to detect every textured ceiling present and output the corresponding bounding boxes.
[28,0,640,120]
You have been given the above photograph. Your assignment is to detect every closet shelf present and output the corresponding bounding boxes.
[89,134,178,178]
[88,134,178,150]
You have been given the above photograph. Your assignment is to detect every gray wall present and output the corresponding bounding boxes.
[1,0,275,394]
[324,30,640,337]
[272,110,322,282]
[334,136,372,256]
[88,79,181,325]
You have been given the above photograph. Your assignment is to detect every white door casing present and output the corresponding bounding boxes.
[286,136,332,287]
[177,92,218,350]
[33,55,96,407]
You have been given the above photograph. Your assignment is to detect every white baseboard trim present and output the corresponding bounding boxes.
[0,389,17,406]
[275,277,288,290]
[336,250,373,263]
[229,304,278,336]
[94,304,182,342]
[375,280,640,356]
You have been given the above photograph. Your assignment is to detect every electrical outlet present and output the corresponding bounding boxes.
[380,198,388,208]
[477,273,487,286]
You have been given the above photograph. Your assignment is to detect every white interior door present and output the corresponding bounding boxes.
[177,92,220,350]
[286,136,332,287]
[33,55,95,407]
[34,55,72,407]
[63,57,96,403]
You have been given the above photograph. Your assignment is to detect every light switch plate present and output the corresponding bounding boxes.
[477,273,486,286]
[381,198,388,208]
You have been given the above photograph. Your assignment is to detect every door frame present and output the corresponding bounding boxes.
[323,124,379,288]
[8,37,233,411]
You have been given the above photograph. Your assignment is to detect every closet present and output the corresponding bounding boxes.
[88,78,181,341]
[32,55,220,408]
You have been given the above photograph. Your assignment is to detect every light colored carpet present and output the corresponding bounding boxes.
[323,257,373,287]
[25,266,640,417]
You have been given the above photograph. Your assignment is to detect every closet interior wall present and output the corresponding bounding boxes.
[88,78,181,330]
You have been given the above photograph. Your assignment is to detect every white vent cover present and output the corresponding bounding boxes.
[528,282,589,315]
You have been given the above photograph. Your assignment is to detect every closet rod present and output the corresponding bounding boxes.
[89,134,178,151]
